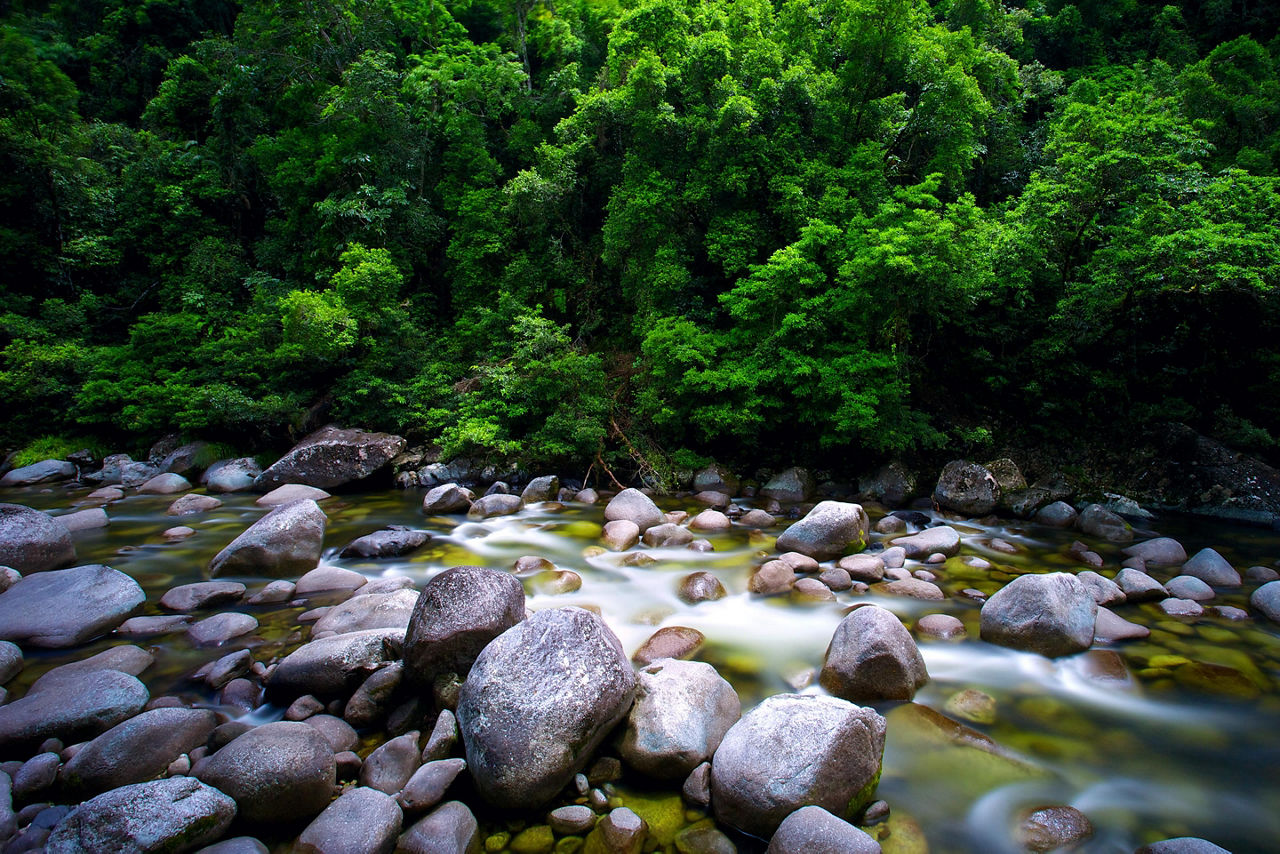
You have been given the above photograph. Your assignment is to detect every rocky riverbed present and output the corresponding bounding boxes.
[0,450,1278,853]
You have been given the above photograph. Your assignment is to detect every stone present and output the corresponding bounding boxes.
[749,560,795,595]
[339,528,431,559]
[1135,839,1232,854]
[1246,565,1280,583]
[203,459,262,493]
[677,572,726,604]
[527,569,580,596]
[33,645,153,690]
[892,525,961,558]
[85,487,124,503]
[1076,504,1133,543]
[0,668,148,755]
[166,494,223,516]
[161,581,245,612]
[1181,548,1242,587]
[766,805,882,854]
[859,462,916,508]
[1252,580,1280,622]
[793,577,835,601]
[710,693,886,838]
[1122,537,1188,566]
[54,508,109,533]
[297,786,403,854]
[187,612,258,646]
[296,565,367,595]
[60,707,217,795]
[313,589,419,636]
[761,468,815,503]
[0,641,20,684]
[602,520,641,551]
[195,838,270,854]
[632,626,705,666]
[1159,598,1205,617]
[457,608,636,808]
[916,613,965,639]
[268,628,405,701]
[137,473,192,495]
[1,460,76,487]
[0,564,142,648]
[255,484,332,506]
[822,605,929,702]
[693,491,731,510]
[44,777,235,854]
[944,689,997,724]
[0,504,76,574]
[163,526,197,540]
[604,489,665,533]
[1076,571,1125,606]
[689,510,731,531]
[303,715,358,754]
[1016,805,1093,852]
[397,801,480,854]
[774,501,870,560]
[621,659,740,779]
[838,554,885,583]
[980,572,1098,657]
[1115,568,1168,602]
[422,484,474,514]
[520,476,560,505]
[245,580,295,605]
[398,759,467,814]
[1093,607,1150,642]
[194,721,336,824]
[693,465,739,496]
[361,731,421,795]
[574,488,599,504]
[875,515,906,535]
[642,523,694,548]
[421,710,459,762]
[205,650,252,689]
[1004,488,1053,518]
[13,752,59,799]
[466,493,522,519]
[876,578,945,600]
[548,805,595,835]
[256,426,406,490]
[1166,575,1215,601]
[1034,501,1078,527]
[208,499,327,578]
[403,566,524,686]
[934,460,1000,516]
[818,567,853,591]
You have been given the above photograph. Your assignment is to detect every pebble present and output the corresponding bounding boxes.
[916,614,965,639]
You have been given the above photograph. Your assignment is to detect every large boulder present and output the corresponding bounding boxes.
[710,693,886,838]
[422,484,474,515]
[1076,504,1133,543]
[1252,581,1280,623]
[267,628,405,701]
[0,503,75,574]
[761,467,815,503]
[620,659,740,779]
[0,564,142,648]
[466,494,522,520]
[203,458,262,493]
[520,476,560,505]
[403,566,525,686]
[297,786,403,854]
[60,707,218,795]
[774,502,870,560]
[858,462,916,509]
[821,605,929,702]
[0,460,76,487]
[208,499,327,578]
[1122,537,1188,566]
[980,572,1098,657]
[766,806,882,854]
[692,465,739,496]
[603,489,665,533]
[1181,548,1242,587]
[0,668,149,756]
[194,721,336,824]
[255,426,406,491]
[457,608,636,808]
[934,461,1000,516]
[892,526,961,559]
[45,777,235,854]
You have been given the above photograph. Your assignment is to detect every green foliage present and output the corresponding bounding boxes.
[10,435,103,467]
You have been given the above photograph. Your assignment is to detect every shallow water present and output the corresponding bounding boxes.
[8,483,1280,853]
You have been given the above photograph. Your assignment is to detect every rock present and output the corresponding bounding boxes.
[876,578,945,600]
[1246,565,1280,583]
[1135,839,1232,854]
[739,509,775,528]
[403,566,524,686]
[303,715,358,753]
[203,459,262,493]
[1076,504,1133,542]
[774,501,870,560]
[621,659,740,779]
[934,460,1000,516]
[892,525,961,558]
[398,759,467,814]
[1,460,76,487]
[1181,548,1242,587]
[44,777,235,853]
[838,554,885,583]
[1004,488,1053,518]
[677,572,726,604]
[817,567,852,591]
[689,510,731,531]
[195,837,270,854]
[1076,571,1125,606]
[161,581,245,612]
[1034,501,1078,527]
[631,627,704,668]
[944,689,996,724]
[693,491,731,510]
[164,526,197,540]
[527,569,581,596]
[761,468,814,503]
[33,645,154,689]
[604,489,665,533]
[421,710,459,762]
[0,504,76,574]
[84,486,124,503]
[256,426,405,490]
[766,805,882,854]
[574,488,599,504]
[1159,598,1205,617]
[457,608,636,808]
[1115,567,1168,602]
[0,564,142,648]
[0,641,20,684]
[205,650,252,689]
[53,508,109,533]
[397,801,480,854]
[916,614,965,639]
[980,572,1098,657]
[298,786,403,854]
[339,528,431,559]
[187,613,258,646]
[194,721,335,824]
[246,580,295,605]
[166,494,223,516]
[137,473,192,495]
[313,589,419,636]
[693,465,739,496]
[1166,575,1215,601]
[466,493,522,520]
[749,560,796,595]
[602,520,641,551]
[642,523,694,548]
[874,515,906,535]
[13,752,59,799]
[520,476,560,505]
[548,805,595,835]
[0,668,148,756]
[1252,580,1280,622]
[256,484,331,506]
[859,462,916,508]
[822,605,929,702]
[296,565,367,595]
[793,577,835,601]
[1122,538,1188,566]
[60,708,217,795]
[1016,805,1093,852]
[710,693,886,838]
[422,484,474,514]
[268,628,405,701]
[208,500,326,578]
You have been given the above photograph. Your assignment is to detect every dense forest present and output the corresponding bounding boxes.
[2,0,1279,481]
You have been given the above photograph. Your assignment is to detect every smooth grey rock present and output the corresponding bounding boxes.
[203,459,262,493]
[397,801,479,854]
[1135,839,1232,854]
[161,581,245,612]
[245,580,295,605]
[1016,805,1093,852]
[520,476,560,505]
[683,762,711,807]
[0,564,142,648]
[208,499,327,578]
[604,489,665,533]
[739,509,776,528]
[268,628,404,701]
[766,805,882,854]
[194,721,335,824]
[166,494,223,516]
[0,460,76,487]
[205,649,252,689]
[31,645,153,690]
[339,528,430,559]
[0,504,75,574]
[761,468,814,503]
[457,608,636,808]
[422,484,474,515]
[0,669,148,757]
[1181,548,1242,587]
[1076,504,1133,542]
[916,613,965,639]
[677,572,726,605]
[838,554,885,583]
[1115,567,1168,602]
[1166,575,1215,601]
[53,508,109,533]
[621,659,740,779]
[692,492,731,510]
[980,572,1098,657]
[60,708,217,795]
[1076,571,1126,606]
[821,605,929,702]
[186,612,258,646]
[303,715,358,754]
[255,484,331,506]
[298,786,402,854]
[360,731,421,795]
[1034,501,1078,527]
[602,520,640,550]
[137,473,192,495]
[343,663,404,729]
[398,758,467,814]
[1159,598,1204,617]
[117,615,194,638]
[710,693,886,838]
[256,426,405,490]
[0,641,21,684]
[893,526,961,558]
[641,523,693,548]
[774,501,870,560]
[45,777,235,853]
[13,752,59,799]
[313,589,419,636]
[296,565,366,595]
[403,566,524,686]
[548,804,595,835]
[1122,537,1188,566]
[693,465,739,496]
[196,837,269,854]
[1253,580,1280,622]
[465,493,522,520]
[934,460,999,516]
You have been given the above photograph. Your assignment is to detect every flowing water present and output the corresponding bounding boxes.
[7,483,1280,853]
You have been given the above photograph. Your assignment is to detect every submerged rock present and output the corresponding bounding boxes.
[0,564,143,648]
[892,526,961,559]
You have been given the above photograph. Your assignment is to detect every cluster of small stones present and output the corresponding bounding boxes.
[0,440,1266,853]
